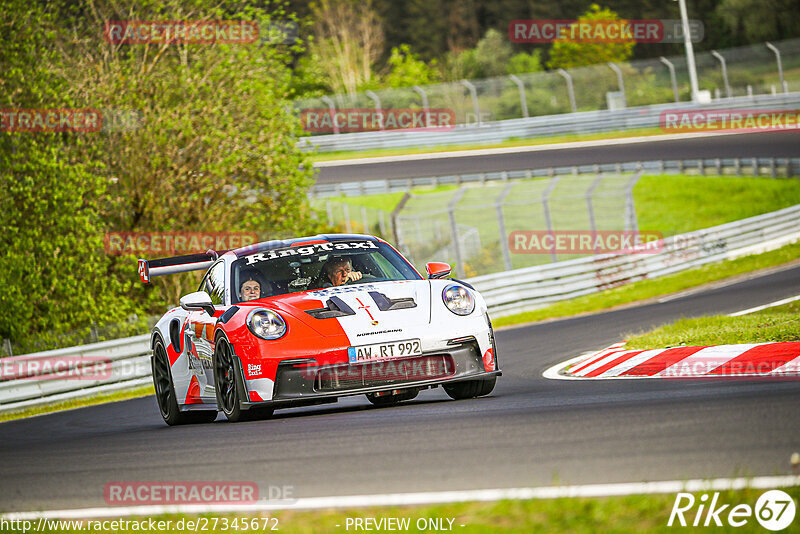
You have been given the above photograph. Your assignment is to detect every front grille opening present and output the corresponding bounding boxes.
[314,355,455,392]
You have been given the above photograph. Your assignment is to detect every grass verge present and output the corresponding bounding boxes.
[7,486,798,533]
[308,127,665,162]
[0,384,154,423]
[624,301,800,350]
[493,241,800,329]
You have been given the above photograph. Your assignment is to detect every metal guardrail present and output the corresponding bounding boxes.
[300,92,800,153]
[2,204,798,413]
[0,335,151,413]
[470,204,800,317]
[310,157,800,197]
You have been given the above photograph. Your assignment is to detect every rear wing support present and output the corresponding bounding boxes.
[137,250,219,283]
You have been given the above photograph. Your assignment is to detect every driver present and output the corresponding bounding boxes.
[318,256,362,288]
[238,269,272,302]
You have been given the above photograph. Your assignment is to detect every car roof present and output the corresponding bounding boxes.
[228,234,383,259]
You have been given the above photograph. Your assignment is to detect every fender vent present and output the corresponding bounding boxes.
[306,296,356,319]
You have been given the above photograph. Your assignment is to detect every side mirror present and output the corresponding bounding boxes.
[180,291,216,316]
[426,262,452,279]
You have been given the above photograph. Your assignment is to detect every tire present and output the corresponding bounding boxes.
[152,339,217,425]
[213,337,273,422]
[443,376,496,400]
[366,389,419,407]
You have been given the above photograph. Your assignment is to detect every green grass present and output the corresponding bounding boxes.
[7,486,798,533]
[308,127,666,162]
[624,301,800,350]
[493,241,800,328]
[635,175,800,236]
[0,385,154,423]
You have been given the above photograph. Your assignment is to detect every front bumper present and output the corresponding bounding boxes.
[245,341,499,408]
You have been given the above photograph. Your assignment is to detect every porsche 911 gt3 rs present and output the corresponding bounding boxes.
[139,234,500,425]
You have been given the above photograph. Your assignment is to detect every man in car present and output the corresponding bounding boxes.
[238,270,272,301]
[318,256,362,288]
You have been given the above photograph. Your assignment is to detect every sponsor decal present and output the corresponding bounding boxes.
[661,109,800,133]
[245,240,378,265]
[247,363,262,377]
[105,231,258,256]
[668,490,796,529]
[300,108,456,133]
[356,329,403,338]
[309,284,379,298]
[509,19,704,43]
[509,230,663,254]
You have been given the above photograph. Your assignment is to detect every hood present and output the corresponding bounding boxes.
[262,280,432,340]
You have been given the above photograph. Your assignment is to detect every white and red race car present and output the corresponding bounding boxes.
[139,234,500,425]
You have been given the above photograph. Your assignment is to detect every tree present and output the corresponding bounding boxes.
[309,0,384,95]
[0,0,130,346]
[382,45,441,88]
[547,4,635,69]
[716,0,800,42]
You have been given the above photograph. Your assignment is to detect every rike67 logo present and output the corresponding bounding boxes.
[668,490,796,530]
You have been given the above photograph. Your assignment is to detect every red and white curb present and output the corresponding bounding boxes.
[545,341,800,380]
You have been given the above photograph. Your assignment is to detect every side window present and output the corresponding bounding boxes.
[199,262,226,305]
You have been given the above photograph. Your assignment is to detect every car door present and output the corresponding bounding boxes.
[186,260,227,399]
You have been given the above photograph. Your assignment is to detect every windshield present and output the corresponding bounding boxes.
[230,239,422,303]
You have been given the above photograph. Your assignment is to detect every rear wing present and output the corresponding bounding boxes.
[137,250,220,283]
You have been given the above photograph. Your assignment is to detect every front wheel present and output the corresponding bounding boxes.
[152,339,217,425]
[213,338,273,422]
[443,376,496,400]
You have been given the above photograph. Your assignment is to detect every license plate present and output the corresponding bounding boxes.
[348,339,422,364]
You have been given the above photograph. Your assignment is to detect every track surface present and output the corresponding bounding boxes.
[2,264,800,513]
[314,130,800,183]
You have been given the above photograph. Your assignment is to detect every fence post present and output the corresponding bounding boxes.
[508,74,529,118]
[2,338,12,357]
[326,200,334,227]
[321,95,339,134]
[391,193,411,247]
[449,188,467,276]
[365,90,383,130]
[378,210,387,237]
[361,206,369,233]
[586,175,604,237]
[659,57,680,102]
[460,80,481,126]
[710,51,731,98]
[765,43,787,94]
[557,68,578,113]
[496,183,514,271]
[607,63,626,107]
[412,85,430,127]
[542,176,561,262]
[624,171,643,232]
[342,204,352,233]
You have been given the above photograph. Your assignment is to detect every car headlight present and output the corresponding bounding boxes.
[442,284,475,316]
[247,308,287,340]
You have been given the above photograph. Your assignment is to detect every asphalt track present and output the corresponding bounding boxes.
[2,264,799,513]
[313,130,800,183]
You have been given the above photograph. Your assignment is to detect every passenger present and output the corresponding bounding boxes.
[238,270,271,301]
